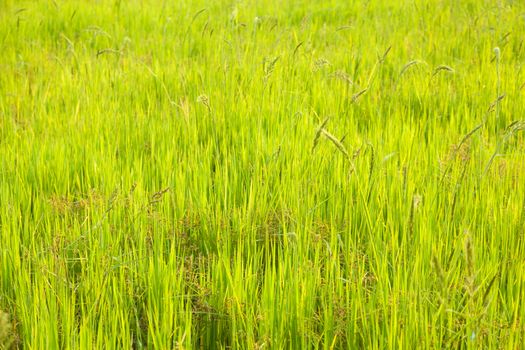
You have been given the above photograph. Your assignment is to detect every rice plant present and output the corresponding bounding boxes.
[1,0,525,348]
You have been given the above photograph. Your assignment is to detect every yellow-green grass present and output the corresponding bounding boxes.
[1,0,524,348]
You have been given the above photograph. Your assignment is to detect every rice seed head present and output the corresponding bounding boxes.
[378,45,391,63]
[464,230,475,284]
[331,70,353,85]
[482,271,499,308]
[313,58,330,71]
[400,60,422,76]
[431,255,446,287]
[432,65,455,77]
[413,194,422,210]
[494,46,501,61]
[487,94,506,113]
[197,94,211,111]
[312,117,330,152]
[263,56,279,79]
[321,128,350,159]
[351,88,368,103]
[0,310,14,349]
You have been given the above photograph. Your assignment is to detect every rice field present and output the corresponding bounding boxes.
[1,0,525,348]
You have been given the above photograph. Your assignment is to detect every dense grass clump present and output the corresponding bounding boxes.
[1,0,525,348]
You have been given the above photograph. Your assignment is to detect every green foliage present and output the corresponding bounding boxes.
[1,0,525,348]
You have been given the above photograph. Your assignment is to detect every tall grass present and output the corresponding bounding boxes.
[1,0,525,348]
